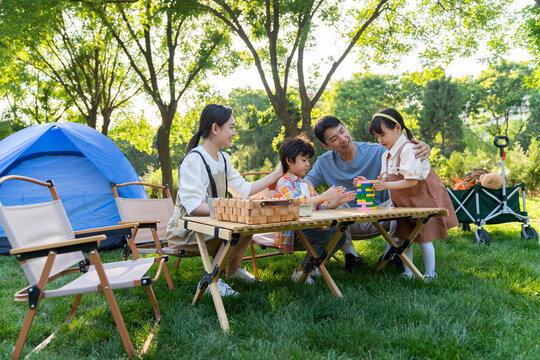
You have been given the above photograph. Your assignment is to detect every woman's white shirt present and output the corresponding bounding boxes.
[380,134,431,181]
[178,145,252,215]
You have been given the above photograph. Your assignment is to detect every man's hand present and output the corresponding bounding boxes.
[353,175,367,186]
[411,139,431,161]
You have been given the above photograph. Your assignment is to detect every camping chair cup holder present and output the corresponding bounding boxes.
[0,175,168,359]
[447,136,538,245]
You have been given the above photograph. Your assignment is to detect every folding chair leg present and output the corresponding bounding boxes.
[174,257,182,270]
[150,228,175,291]
[12,308,38,360]
[89,250,135,358]
[66,294,82,323]
[248,239,259,278]
[12,251,56,359]
[140,286,161,356]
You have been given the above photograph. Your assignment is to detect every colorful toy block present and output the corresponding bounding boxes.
[356,180,376,210]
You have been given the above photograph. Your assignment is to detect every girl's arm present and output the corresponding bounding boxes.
[249,163,283,195]
[373,176,418,191]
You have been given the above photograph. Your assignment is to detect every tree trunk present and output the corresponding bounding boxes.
[300,102,313,137]
[272,91,300,137]
[101,108,113,136]
[157,103,177,198]
[87,106,98,129]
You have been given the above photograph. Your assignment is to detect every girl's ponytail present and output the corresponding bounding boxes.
[403,126,413,140]
[370,107,413,140]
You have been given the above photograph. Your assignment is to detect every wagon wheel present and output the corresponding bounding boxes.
[474,227,490,245]
[461,223,471,232]
[521,225,538,242]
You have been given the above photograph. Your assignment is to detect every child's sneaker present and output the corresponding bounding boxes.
[423,272,438,283]
[227,267,257,282]
[399,271,415,280]
[291,268,315,284]
[309,266,322,278]
[204,278,239,297]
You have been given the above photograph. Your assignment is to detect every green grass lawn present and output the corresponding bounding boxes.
[1,199,539,359]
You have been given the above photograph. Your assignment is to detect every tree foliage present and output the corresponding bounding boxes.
[420,76,465,155]
[91,0,231,191]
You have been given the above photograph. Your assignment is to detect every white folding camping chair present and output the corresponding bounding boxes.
[0,175,168,359]
[112,182,181,289]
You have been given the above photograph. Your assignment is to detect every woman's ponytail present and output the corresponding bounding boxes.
[184,104,233,155]
[186,132,202,154]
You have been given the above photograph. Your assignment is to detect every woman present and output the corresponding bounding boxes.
[167,103,282,296]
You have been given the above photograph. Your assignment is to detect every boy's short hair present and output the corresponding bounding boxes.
[313,115,343,144]
[279,134,315,174]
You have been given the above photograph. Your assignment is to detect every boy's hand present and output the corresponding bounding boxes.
[322,185,346,201]
[353,176,367,186]
[333,191,356,205]
[373,176,388,191]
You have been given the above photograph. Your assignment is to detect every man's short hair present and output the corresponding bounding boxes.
[313,115,343,144]
[278,134,315,174]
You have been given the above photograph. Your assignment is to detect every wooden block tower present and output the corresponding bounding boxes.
[357,180,376,210]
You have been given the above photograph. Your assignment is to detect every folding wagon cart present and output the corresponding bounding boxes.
[446,136,538,244]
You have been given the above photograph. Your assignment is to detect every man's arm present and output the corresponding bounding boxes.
[304,160,324,188]
[411,139,431,161]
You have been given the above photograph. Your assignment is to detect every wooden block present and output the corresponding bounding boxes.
[245,200,254,209]
[251,208,260,216]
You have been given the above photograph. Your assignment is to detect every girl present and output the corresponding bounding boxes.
[370,108,458,280]
[167,103,283,296]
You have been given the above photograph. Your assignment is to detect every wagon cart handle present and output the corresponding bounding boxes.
[493,136,509,157]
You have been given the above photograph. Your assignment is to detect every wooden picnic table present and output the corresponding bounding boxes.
[183,206,448,331]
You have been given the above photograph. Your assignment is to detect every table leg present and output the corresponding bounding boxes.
[373,221,425,280]
[192,233,233,331]
[295,230,343,298]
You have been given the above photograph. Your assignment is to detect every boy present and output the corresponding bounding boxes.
[274,134,356,283]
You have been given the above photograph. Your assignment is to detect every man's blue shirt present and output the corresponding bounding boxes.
[305,141,390,207]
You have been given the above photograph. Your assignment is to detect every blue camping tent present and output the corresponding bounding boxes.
[0,122,148,254]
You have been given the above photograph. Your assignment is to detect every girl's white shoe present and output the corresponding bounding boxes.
[228,267,257,282]
[291,269,315,284]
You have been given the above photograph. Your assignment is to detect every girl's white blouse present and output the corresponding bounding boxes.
[380,134,431,181]
[178,145,252,215]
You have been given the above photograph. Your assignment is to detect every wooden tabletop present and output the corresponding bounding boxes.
[183,207,449,240]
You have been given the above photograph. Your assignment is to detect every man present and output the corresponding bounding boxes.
[305,115,431,272]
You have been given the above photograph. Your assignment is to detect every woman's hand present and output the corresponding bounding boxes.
[373,176,389,191]
[274,162,284,177]
[411,139,431,161]
[353,175,367,186]
[322,185,346,202]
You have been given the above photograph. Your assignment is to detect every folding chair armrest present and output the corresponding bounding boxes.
[74,222,139,236]
[119,220,160,229]
[10,235,106,260]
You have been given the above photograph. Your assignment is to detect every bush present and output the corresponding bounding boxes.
[140,166,178,199]
[434,139,540,192]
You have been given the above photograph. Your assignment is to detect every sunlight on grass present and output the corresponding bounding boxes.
[0,199,538,359]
